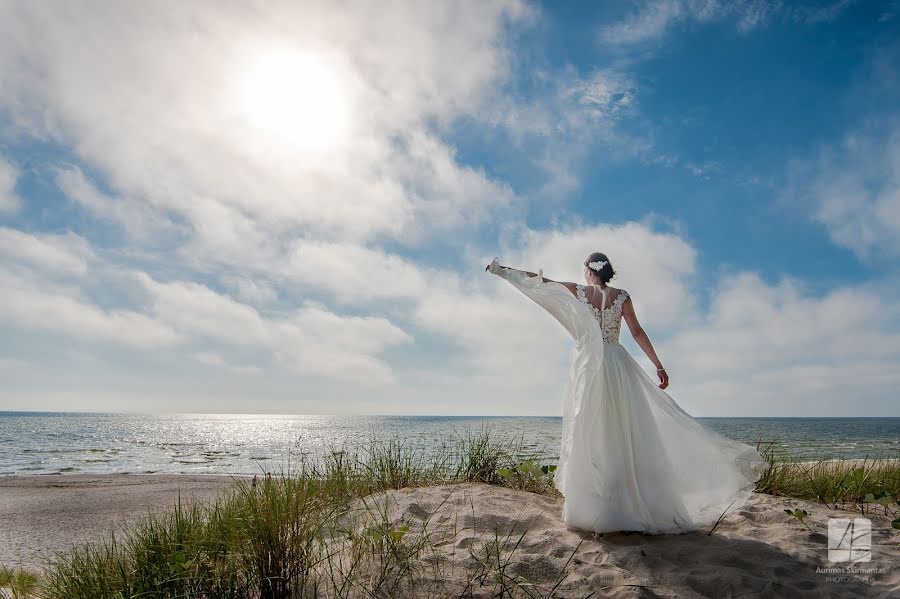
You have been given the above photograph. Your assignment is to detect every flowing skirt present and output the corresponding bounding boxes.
[554,340,767,535]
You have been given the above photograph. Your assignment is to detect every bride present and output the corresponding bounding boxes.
[486,253,767,535]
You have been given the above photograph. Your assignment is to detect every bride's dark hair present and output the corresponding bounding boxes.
[584,252,616,283]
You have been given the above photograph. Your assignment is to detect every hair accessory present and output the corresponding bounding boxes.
[588,260,608,271]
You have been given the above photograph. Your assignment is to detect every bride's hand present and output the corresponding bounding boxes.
[657,368,669,389]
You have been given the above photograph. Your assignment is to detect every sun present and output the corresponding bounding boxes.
[237,50,350,152]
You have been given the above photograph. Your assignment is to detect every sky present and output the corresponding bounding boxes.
[1,0,899,417]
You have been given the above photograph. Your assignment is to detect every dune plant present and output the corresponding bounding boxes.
[784,508,812,531]
[0,566,40,599]
[753,440,900,515]
[451,424,525,484]
[496,459,558,494]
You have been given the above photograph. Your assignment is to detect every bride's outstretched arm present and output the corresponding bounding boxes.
[485,260,579,296]
[484,260,545,280]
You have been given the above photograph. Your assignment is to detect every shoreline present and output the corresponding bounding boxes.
[4,456,899,477]
[1,471,260,477]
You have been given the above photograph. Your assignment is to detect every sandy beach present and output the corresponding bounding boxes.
[0,474,252,573]
[1,473,898,597]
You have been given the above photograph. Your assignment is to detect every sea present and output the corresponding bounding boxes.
[1,412,898,476]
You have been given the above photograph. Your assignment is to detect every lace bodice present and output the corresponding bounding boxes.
[575,284,629,343]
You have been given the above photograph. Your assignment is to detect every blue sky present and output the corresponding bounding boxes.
[1,1,898,416]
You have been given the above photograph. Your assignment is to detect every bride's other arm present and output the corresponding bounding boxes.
[621,296,669,389]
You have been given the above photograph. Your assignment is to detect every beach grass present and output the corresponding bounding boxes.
[36,425,578,598]
[753,439,900,515]
[0,565,39,599]
[6,427,900,598]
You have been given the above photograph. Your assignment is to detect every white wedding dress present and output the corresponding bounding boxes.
[488,259,767,535]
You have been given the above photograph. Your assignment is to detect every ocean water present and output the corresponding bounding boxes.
[0,412,898,476]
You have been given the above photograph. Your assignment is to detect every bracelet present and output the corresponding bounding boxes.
[656,367,665,371]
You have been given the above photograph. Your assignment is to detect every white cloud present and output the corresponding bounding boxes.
[0,226,94,276]
[598,1,856,46]
[475,65,651,199]
[804,123,900,258]
[0,230,177,352]
[54,165,187,243]
[0,0,531,253]
[221,275,278,306]
[734,0,781,32]
[0,226,414,385]
[661,271,900,415]
[135,272,413,383]
[0,157,20,213]
[570,70,637,117]
[0,357,32,370]
[481,67,638,140]
[0,269,181,350]
[384,130,518,243]
[600,0,697,46]
[281,240,429,304]
[793,0,858,24]
[191,352,261,375]
[684,161,721,179]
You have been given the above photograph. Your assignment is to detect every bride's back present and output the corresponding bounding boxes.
[591,285,626,310]
[575,284,630,343]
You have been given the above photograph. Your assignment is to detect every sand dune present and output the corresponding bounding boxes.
[1,474,898,597]
[340,482,900,598]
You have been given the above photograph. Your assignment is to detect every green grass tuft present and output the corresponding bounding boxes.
[0,565,40,599]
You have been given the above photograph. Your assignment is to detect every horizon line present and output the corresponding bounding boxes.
[1,410,898,418]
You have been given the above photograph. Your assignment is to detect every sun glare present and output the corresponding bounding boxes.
[238,50,350,152]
